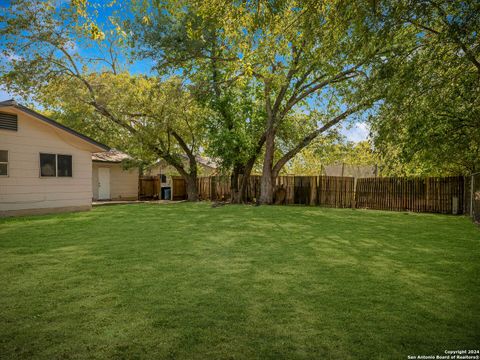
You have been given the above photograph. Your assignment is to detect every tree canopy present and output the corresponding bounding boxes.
[132,0,384,203]
[367,0,480,176]
[0,0,476,204]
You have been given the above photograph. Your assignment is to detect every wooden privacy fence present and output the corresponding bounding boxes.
[282,176,355,207]
[355,176,464,214]
[196,175,465,214]
[139,175,187,200]
[197,175,355,208]
[139,175,160,199]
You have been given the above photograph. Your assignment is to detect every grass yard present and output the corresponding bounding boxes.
[0,203,479,359]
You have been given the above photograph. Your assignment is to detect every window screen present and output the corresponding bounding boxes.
[40,153,56,177]
[0,150,7,176]
[57,155,72,177]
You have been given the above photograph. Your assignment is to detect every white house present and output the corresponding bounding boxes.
[0,100,109,216]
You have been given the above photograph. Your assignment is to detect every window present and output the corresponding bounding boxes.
[161,174,167,183]
[40,153,56,177]
[57,155,72,177]
[40,153,73,177]
[0,150,8,176]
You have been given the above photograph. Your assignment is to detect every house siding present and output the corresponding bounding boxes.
[92,162,139,201]
[0,109,96,216]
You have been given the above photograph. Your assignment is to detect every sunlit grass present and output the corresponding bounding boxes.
[0,203,479,359]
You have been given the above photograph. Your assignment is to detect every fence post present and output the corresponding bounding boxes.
[352,177,357,209]
[471,174,475,218]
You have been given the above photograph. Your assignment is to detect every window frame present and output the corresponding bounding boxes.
[0,150,8,177]
[39,153,73,178]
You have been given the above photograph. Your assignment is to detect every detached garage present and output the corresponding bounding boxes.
[92,149,139,201]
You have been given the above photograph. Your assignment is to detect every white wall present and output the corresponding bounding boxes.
[92,162,139,201]
[0,108,99,216]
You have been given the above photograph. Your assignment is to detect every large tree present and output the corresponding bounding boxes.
[201,85,266,203]
[367,0,480,175]
[131,3,268,203]
[133,0,383,204]
[40,73,209,198]
[0,0,207,200]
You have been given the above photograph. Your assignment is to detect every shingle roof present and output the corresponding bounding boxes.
[0,99,109,151]
[92,149,132,163]
[179,154,218,169]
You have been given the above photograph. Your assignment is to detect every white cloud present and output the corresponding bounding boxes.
[341,121,370,143]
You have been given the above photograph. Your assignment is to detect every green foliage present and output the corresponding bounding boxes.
[0,0,128,90]
[367,0,480,175]
[204,87,266,170]
[132,0,383,179]
[3,0,477,180]
[283,139,378,175]
[39,73,208,169]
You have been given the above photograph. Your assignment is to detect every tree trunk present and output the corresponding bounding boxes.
[231,153,262,203]
[185,161,198,201]
[259,130,276,204]
[238,171,251,203]
[230,164,243,204]
[168,130,200,202]
[230,165,253,204]
[185,175,198,201]
[238,152,258,203]
[230,131,268,204]
[259,170,274,204]
[161,152,199,202]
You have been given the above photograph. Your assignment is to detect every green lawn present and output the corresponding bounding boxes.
[0,203,479,359]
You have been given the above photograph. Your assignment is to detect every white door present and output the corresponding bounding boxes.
[98,167,110,200]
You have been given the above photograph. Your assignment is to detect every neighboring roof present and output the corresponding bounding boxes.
[179,154,218,169]
[152,154,218,169]
[92,149,132,163]
[0,99,109,151]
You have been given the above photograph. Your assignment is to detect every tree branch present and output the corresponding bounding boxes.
[272,43,304,116]
[170,130,197,174]
[279,66,363,119]
[272,102,371,177]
